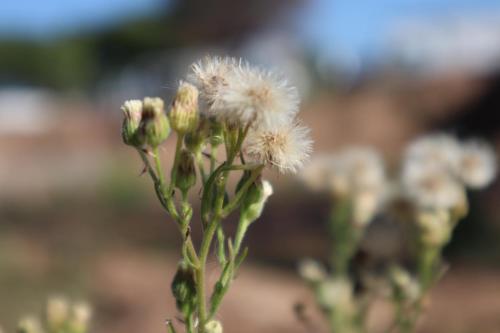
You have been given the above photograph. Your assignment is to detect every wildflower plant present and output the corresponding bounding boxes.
[300,147,388,333]
[393,134,497,332]
[16,296,92,333]
[121,56,312,333]
[299,135,496,333]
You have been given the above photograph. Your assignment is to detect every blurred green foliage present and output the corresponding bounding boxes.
[0,14,178,91]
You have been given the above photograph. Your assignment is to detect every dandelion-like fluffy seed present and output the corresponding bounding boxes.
[405,134,461,172]
[457,139,497,189]
[188,56,237,109]
[214,63,300,128]
[402,161,465,210]
[244,121,312,174]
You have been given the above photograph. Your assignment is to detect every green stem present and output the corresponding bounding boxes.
[169,134,185,193]
[221,165,264,218]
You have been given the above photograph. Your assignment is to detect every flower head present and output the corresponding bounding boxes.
[188,56,237,109]
[457,139,497,189]
[244,121,312,174]
[402,161,465,210]
[214,63,299,128]
[169,81,199,134]
[405,134,461,172]
[121,99,143,146]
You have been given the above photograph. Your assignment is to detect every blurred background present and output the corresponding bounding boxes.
[1,0,500,332]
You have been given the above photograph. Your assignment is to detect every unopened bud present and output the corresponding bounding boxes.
[47,296,69,330]
[352,190,380,227]
[175,149,197,194]
[69,302,92,333]
[209,119,224,147]
[298,259,327,284]
[17,316,43,333]
[416,209,451,247]
[169,82,199,134]
[204,320,223,333]
[317,278,354,312]
[141,97,170,147]
[121,100,144,146]
[185,116,209,153]
[171,260,197,316]
[240,179,273,223]
[389,266,421,302]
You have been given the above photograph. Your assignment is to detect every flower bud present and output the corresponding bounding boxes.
[316,278,354,312]
[47,296,69,330]
[209,119,224,146]
[17,317,43,333]
[298,259,327,284]
[69,302,92,333]
[204,320,223,333]
[121,100,144,146]
[416,209,451,247]
[185,116,210,153]
[240,179,273,223]
[175,149,197,194]
[389,266,421,302]
[169,82,199,134]
[171,260,197,316]
[141,97,170,147]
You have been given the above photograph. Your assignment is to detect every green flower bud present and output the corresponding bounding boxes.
[209,118,224,147]
[121,100,144,146]
[204,320,223,333]
[175,149,197,194]
[240,179,273,223]
[141,97,170,147]
[416,209,451,247]
[169,81,199,134]
[171,260,197,316]
[185,116,210,153]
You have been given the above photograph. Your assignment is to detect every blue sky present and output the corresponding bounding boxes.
[299,0,500,58]
[2,0,500,58]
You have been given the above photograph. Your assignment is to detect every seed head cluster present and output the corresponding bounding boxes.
[188,55,312,174]
[401,134,497,210]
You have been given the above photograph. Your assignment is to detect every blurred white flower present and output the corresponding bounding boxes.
[72,301,92,329]
[405,134,461,172]
[402,161,465,210]
[17,316,44,333]
[47,296,69,328]
[298,258,327,283]
[244,121,312,174]
[214,63,299,128]
[457,139,497,189]
[317,278,354,312]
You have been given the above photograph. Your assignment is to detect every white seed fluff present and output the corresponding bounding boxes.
[244,121,312,174]
[215,63,300,128]
[457,139,497,189]
[405,134,461,172]
[188,56,238,110]
[402,161,465,210]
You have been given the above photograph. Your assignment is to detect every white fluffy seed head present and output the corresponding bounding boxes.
[302,148,387,204]
[402,161,465,210]
[405,134,461,172]
[188,56,238,111]
[214,63,300,128]
[457,139,497,189]
[244,121,312,174]
[341,147,387,193]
